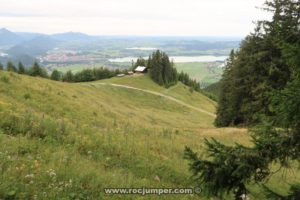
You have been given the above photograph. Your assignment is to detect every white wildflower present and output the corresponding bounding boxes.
[46,169,56,177]
[25,174,34,179]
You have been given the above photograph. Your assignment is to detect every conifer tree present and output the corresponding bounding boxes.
[0,62,3,70]
[7,60,17,72]
[148,50,178,87]
[18,62,25,74]
[134,57,147,68]
[31,62,41,76]
[29,61,48,77]
[215,50,237,127]
[185,1,300,199]
[62,70,74,82]
[50,69,61,81]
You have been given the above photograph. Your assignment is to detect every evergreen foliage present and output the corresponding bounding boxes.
[178,71,201,92]
[92,67,119,80]
[7,61,17,72]
[148,50,178,88]
[203,82,220,101]
[29,62,48,78]
[0,62,3,70]
[131,51,202,91]
[62,70,74,82]
[64,68,122,83]
[185,1,300,199]
[215,1,295,126]
[17,62,25,74]
[1,60,125,83]
[132,57,147,69]
[50,69,61,81]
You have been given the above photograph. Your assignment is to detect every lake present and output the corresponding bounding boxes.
[109,55,228,63]
[125,47,158,51]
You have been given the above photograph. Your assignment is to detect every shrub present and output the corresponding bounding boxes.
[50,69,61,81]
[6,61,17,72]
[0,75,9,83]
[23,93,31,100]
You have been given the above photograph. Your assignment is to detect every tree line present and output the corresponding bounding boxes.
[55,68,125,82]
[185,0,300,199]
[133,50,202,92]
[0,61,126,82]
[0,60,48,78]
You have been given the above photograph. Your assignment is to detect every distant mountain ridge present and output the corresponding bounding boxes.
[0,29,101,61]
[51,32,98,41]
[0,28,24,46]
[7,36,60,57]
[0,27,241,66]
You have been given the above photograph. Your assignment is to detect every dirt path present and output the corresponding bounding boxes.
[88,83,216,118]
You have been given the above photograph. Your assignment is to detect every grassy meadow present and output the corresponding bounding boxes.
[0,71,298,199]
[174,62,223,87]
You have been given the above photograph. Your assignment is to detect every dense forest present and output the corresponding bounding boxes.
[185,0,300,199]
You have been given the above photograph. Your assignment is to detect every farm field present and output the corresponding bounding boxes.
[174,62,223,87]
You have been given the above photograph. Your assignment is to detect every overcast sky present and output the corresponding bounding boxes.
[0,0,269,36]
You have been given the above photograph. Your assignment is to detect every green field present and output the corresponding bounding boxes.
[49,62,130,73]
[174,62,223,87]
[0,71,298,199]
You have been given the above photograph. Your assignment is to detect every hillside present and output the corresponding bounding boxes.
[98,74,217,114]
[1,71,295,199]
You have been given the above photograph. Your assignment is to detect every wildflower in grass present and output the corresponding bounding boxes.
[63,156,69,163]
[46,169,56,178]
[65,179,73,188]
[34,160,40,169]
[25,174,35,179]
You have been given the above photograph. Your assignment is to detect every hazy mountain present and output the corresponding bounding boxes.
[0,54,36,67]
[51,32,97,41]
[0,28,24,46]
[0,28,241,65]
[15,32,46,41]
[7,36,60,57]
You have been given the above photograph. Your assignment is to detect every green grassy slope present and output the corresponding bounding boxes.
[99,74,217,114]
[0,71,297,199]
